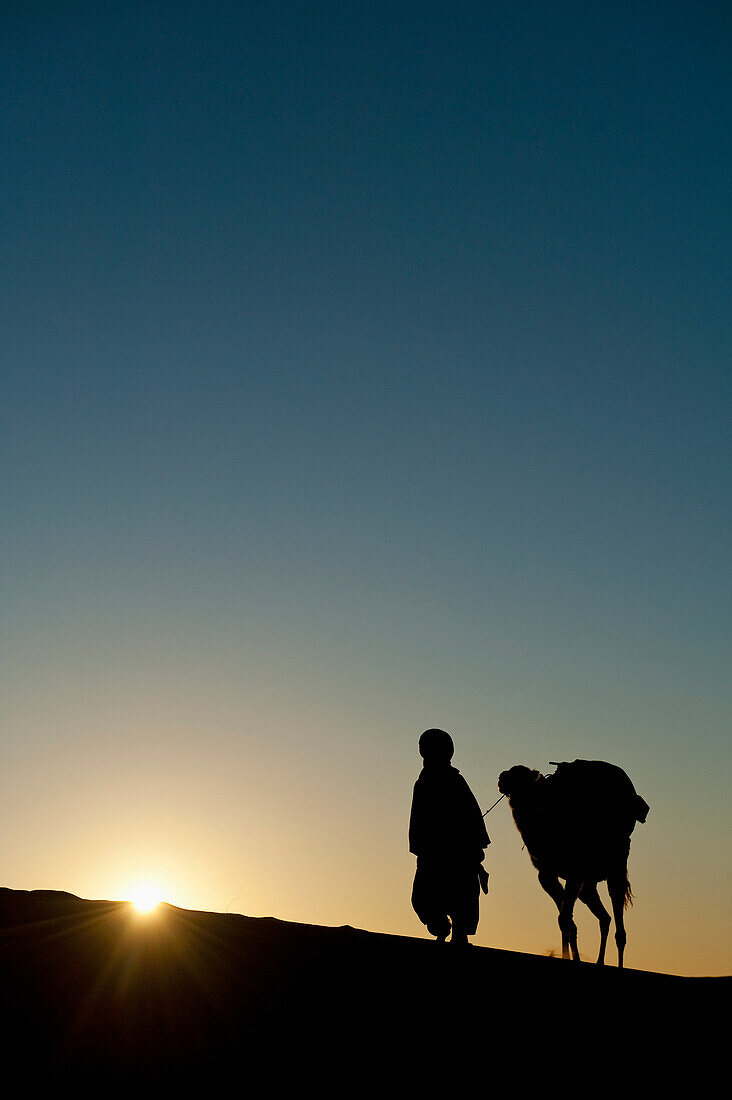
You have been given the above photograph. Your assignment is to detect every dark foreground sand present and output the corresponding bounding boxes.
[0,887,726,1088]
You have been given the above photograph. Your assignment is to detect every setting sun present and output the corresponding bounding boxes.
[129,882,164,914]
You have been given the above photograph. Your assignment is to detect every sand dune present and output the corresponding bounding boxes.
[0,887,726,1086]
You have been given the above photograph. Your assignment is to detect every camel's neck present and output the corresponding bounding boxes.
[508,782,547,857]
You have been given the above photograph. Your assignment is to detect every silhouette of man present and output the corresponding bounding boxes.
[409,728,490,945]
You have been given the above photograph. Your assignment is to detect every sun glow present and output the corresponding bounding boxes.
[129,881,164,914]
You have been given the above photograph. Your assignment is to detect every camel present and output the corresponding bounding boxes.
[497,759,649,967]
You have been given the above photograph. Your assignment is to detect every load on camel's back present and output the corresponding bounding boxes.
[497,759,649,968]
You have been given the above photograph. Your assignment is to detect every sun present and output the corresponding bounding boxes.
[128,881,164,914]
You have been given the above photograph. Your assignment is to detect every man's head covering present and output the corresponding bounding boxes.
[418,728,454,762]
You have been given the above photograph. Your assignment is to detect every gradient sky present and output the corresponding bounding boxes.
[2,1,730,976]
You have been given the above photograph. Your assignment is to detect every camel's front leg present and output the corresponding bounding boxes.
[579,882,611,965]
[537,870,572,959]
[557,878,582,961]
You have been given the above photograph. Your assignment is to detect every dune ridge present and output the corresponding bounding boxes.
[0,887,725,1086]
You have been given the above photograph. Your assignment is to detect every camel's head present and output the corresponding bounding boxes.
[498,765,543,802]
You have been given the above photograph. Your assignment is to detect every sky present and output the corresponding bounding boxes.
[1,1,730,976]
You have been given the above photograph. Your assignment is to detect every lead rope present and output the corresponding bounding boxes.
[478,793,505,893]
[482,793,505,818]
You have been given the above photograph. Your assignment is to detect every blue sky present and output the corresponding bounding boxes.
[2,2,730,974]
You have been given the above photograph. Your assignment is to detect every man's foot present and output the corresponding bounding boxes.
[429,916,451,942]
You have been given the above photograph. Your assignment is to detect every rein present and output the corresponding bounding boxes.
[482,793,505,818]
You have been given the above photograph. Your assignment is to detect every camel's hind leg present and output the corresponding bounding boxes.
[607,872,629,968]
[578,881,612,965]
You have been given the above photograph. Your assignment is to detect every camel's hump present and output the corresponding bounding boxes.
[550,759,649,823]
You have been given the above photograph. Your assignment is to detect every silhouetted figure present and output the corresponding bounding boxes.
[409,728,490,945]
[498,759,650,966]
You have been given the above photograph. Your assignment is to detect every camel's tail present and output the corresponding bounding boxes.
[624,876,634,909]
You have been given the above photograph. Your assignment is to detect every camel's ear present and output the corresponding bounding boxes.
[635,795,650,823]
